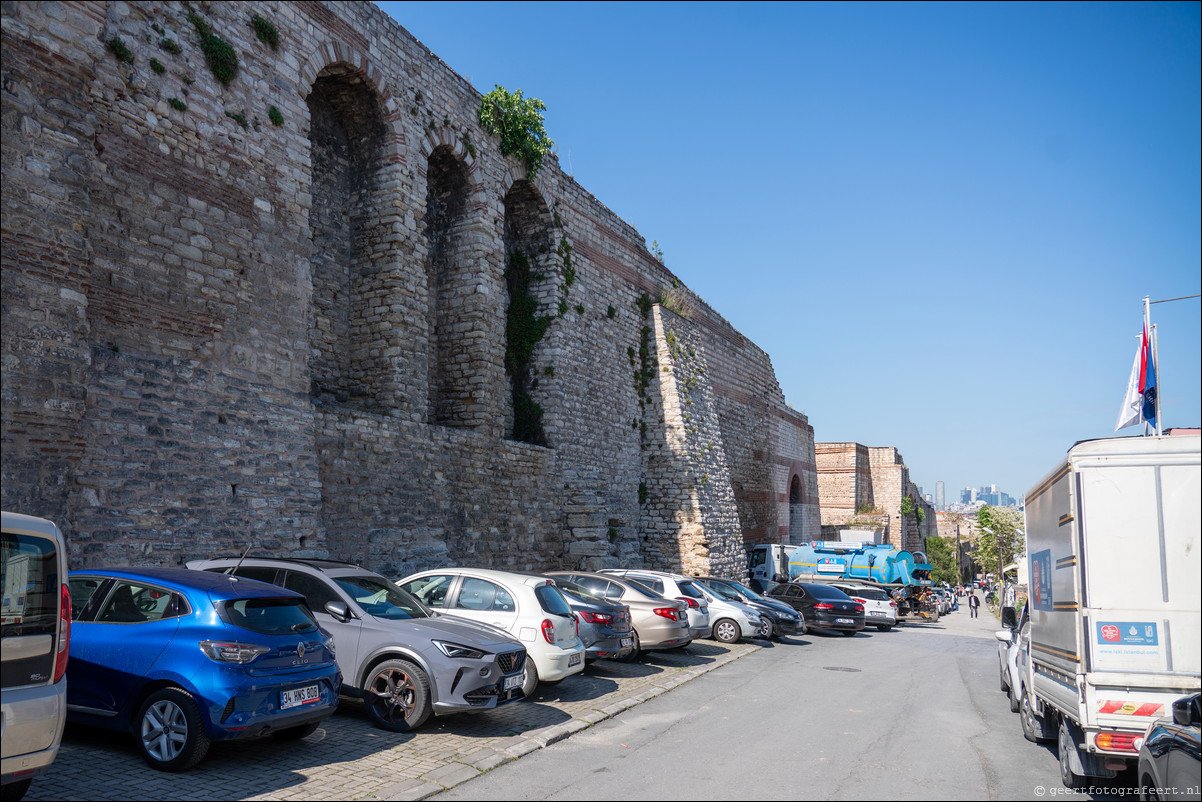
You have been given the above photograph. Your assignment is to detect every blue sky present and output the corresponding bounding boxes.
[377,1,1201,501]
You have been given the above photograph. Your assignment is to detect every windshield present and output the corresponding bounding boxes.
[534,584,573,617]
[701,581,742,602]
[676,581,705,599]
[623,579,664,600]
[727,581,766,601]
[555,578,600,600]
[219,597,317,635]
[335,575,428,620]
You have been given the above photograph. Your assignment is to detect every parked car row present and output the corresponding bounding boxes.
[3,510,919,801]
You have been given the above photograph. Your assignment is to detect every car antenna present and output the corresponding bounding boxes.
[226,543,253,576]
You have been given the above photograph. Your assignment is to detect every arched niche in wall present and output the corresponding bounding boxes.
[502,179,557,445]
[424,145,480,428]
[789,473,804,542]
[306,62,403,413]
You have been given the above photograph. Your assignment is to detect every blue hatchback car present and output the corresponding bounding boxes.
[66,567,340,771]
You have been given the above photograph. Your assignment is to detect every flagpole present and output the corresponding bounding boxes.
[1143,296,1151,436]
[1152,322,1162,436]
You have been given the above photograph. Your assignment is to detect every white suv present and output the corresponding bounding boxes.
[397,569,584,696]
[600,570,712,641]
[2,512,71,801]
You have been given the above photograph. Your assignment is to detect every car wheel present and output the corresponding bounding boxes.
[136,687,211,772]
[1,778,32,802]
[1058,721,1087,789]
[617,631,641,662]
[1020,685,1051,744]
[1008,682,1021,713]
[758,618,774,640]
[877,625,891,632]
[520,659,540,697]
[1140,773,1161,801]
[272,721,321,741]
[364,659,432,732]
[1000,660,1010,692]
[712,618,740,644]
[841,629,856,637]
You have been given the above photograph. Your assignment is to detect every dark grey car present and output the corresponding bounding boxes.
[551,578,635,661]
[187,558,527,732]
[547,572,692,657]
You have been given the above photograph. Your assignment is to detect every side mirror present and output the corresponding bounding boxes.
[1001,606,1017,629]
[324,600,352,622]
[994,630,1012,644]
[1172,695,1198,727]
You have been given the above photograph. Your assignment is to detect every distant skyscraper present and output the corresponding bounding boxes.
[936,481,945,511]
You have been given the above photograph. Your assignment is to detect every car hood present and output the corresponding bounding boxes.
[372,613,523,651]
[747,598,798,617]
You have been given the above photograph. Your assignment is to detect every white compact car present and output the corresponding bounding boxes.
[599,570,712,641]
[691,582,762,643]
[830,583,898,632]
[397,569,584,696]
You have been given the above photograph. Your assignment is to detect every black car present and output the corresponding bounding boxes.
[694,576,806,639]
[767,582,865,636]
[1138,693,1200,801]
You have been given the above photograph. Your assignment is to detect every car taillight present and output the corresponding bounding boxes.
[814,603,834,610]
[54,584,71,683]
[578,611,615,625]
[199,641,270,664]
[676,596,698,609]
[854,604,864,613]
[852,597,866,604]
[1095,732,1140,753]
[889,601,897,608]
[541,618,557,644]
[653,607,680,620]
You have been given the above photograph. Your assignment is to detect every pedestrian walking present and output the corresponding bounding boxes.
[967,592,980,619]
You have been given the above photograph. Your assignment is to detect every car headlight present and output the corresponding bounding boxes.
[432,640,484,660]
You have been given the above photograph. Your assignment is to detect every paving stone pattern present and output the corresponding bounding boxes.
[25,642,756,802]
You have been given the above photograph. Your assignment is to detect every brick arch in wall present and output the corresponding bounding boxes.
[302,48,410,413]
[417,130,495,429]
[788,471,805,543]
[501,178,561,445]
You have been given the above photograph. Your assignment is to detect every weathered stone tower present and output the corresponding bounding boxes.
[1,1,820,577]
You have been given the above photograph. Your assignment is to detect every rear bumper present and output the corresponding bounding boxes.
[204,670,341,740]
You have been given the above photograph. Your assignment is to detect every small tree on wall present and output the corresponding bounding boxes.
[478,86,554,178]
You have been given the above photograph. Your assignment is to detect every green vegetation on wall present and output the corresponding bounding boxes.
[478,86,554,179]
[505,251,550,445]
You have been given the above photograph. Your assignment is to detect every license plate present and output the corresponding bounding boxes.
[568,652,582,667]
[280,684,320,710]
[503,674,522,691]
[620,637,633,647]
[835,618,854,625]
[869,611,885,616]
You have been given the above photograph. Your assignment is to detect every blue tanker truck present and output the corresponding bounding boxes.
[748,541,936,618]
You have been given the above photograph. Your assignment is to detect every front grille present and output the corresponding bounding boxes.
[497,649,526,674]
[464,686,497,706]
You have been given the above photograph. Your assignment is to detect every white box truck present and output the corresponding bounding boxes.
[1010,434,1200,788]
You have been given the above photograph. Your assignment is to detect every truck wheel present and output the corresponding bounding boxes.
[999,662,1009,692]
[1058,721,1087,789]
[712,618,740,644]
[1008,683,1021,713]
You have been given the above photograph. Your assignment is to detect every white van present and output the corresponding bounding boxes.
[2,512,70,801]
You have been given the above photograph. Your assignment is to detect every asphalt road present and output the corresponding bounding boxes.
[434,609,1140,801]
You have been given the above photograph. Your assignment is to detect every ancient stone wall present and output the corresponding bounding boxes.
[1,1,816,579]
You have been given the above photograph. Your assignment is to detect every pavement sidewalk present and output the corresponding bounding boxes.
[26,641,758,802]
